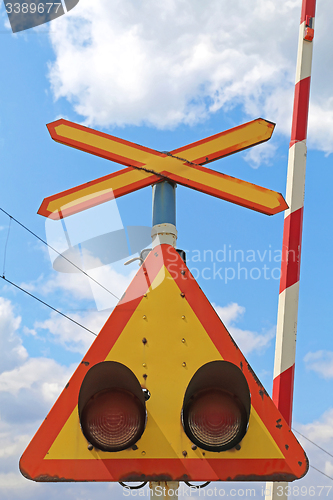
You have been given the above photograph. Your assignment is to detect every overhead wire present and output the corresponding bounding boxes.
[291,427,333,481]
[2,215,12,278]
[309,465,333,481]
[0,207,120,300]
[293,428,333,459]
[0,206,121,337]
[1,276,97,336]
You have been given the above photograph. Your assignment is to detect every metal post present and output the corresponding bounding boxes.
[151,181,177,248]
[151,182,178,496]
[265,1,316,499]
[150,481,180,499]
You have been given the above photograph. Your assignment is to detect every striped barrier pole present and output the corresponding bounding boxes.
[265,1,316,499]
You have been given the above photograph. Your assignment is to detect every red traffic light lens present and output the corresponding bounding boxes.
[182,361,251,452]
[81,389,146,452]
[184,388,248,451]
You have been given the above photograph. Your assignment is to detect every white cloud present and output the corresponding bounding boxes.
[213,302,275,355]
[0,297,28,373]
[87,260,137,310]
[0,298,124,498]
[0,297,77,423]
[295,409,333,483]
[34,309,108,353]
[214,301,245,325]
[308,100,333,155]
[0,357,74,402]
[41,270,94,301]
[0,334,86,497]
[242,141,277,169]
[291,409,333,497]
[20,251,137,312]
[0,338,78,495]
[304,350,333,379]
[0,357,77,429]
[297,408,333,445]
[0,473,29,490]
[46,0,333,156]
[48,0,296,129]
[0,430,31,461]
[0,358,135,499]
[325,460,333,477]
[14,250,139,354]
[41,257,136,310]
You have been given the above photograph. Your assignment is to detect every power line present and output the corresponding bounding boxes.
[310,465,333,481]
[0,207,120,300]
[291,427,333,482]
[293,428,333,459]
[1,276,97,337]
[2,215,12,277]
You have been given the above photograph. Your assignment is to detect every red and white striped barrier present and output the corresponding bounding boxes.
[266,1,316,499]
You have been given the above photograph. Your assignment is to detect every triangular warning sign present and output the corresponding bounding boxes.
[20,245,308,482]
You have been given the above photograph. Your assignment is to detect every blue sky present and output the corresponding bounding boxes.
[0,0,333,498]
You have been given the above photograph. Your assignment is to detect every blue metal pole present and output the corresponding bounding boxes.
[152,182,176,226]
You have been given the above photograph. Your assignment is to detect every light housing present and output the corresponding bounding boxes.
[78,361,146,452]
[182,361,251,452]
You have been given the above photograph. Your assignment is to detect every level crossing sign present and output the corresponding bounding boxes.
[39,118,287,219]
[20,245,308,483]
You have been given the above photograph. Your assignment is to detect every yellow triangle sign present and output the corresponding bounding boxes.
[20,245,308,482]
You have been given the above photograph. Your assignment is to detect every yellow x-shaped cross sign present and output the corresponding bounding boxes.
[39,118,287,219]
